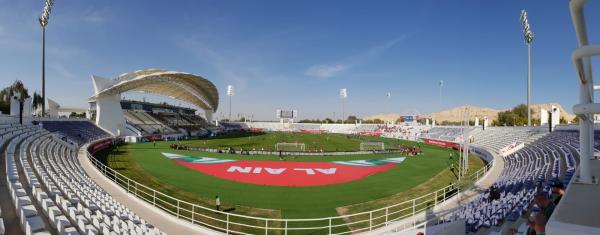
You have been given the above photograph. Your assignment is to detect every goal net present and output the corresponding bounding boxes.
[360,142,385,151]
[276,143,305,152]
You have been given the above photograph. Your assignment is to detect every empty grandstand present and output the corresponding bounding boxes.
[37,120,111,146]
[1,1,598,235]
[0,120,164,234]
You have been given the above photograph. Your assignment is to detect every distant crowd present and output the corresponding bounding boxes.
[399,144,423,156]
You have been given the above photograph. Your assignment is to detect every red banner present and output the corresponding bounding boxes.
[300,129,325,133]
[88,138,113,154]
[421,138,460,149]
[359,132,382,137]
[145,134,162,141]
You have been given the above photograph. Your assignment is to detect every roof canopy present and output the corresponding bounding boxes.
[91,69,219,112]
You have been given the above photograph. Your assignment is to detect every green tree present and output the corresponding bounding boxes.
[32,91,44,112]
[0,80,31,114]
[346,115,358,124]
[69,112,86,118]
[496,104,533,126]
[572,116,580,124]
[559,117,567,124]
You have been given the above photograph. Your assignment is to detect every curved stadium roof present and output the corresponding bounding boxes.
[92,69,219,112]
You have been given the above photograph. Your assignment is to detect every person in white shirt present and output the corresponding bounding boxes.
[215,195,221,211]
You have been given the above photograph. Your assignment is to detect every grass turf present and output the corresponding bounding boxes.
[97,132,483,233]
[174,131,404,152]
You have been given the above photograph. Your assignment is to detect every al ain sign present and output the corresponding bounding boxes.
[162,153,406,186]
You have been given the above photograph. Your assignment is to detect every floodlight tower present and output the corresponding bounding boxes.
[227,85,234,121]
[340,88,348,123]
[39,0,54,117]
[386,91,391,116]
[520,9,534,126]
[460,106,470,179]
[438,80,444,107]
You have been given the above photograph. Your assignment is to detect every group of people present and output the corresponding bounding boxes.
[509,180,565,235]
[217,147,251,155]
[525,181,564,235]
[169,143,188,150]
[399,144,423,156]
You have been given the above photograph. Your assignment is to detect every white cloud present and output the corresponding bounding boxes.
[83,9,106,23]
[49,62,76,79]
[304,35,407,79]
[304,64,347,78]
[176,37,255,90]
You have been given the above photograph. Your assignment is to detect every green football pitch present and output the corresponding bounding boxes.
[96,132,484,233]
[171,131,403,151]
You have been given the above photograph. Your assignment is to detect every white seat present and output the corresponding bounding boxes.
[54,215,71,233]
[25,216,45,234]
[47,206,63,227]
[32,231,51,235]
[62,227,79,235]
[0,218,5,235]
[20,205,38,227]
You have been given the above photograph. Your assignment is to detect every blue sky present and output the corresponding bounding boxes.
[1,0,599,120]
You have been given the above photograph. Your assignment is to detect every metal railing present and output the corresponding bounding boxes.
[85,145,493,234]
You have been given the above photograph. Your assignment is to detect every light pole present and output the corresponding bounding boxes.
[386,91,391,114]
[438,80,444,108]
[520,9,534,126]
[39,0,54,117]
[340,88,347,123]
[460,106,470,179]
[227,85,234,121]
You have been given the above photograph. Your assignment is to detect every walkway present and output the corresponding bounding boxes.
[77,145,220,235]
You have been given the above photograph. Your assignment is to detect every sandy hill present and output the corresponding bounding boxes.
[362,113,403,122]
[363,103,575,123]
[425,106,500,123]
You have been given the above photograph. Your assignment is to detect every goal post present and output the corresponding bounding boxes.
[275,142,305,152]
[360,142,385,151]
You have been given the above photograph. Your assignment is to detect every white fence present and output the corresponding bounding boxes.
[86,146,492,234]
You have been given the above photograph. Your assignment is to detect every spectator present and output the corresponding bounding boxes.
[551,181,565,205]
[532,213,547,234]
[488,186,500,202]
[215,195,221,211]
[525,213,547,235]
[534,192,556,220]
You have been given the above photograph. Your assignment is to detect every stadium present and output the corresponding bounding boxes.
[0,1,598,235]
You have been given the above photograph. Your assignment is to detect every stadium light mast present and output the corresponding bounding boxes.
[386,91,391,117]
[340,88,348,123]
[227,85,234,121]
[520,9,534,126]
[39,0,54,117]
[438,80,444,107]
[460,106,470,179]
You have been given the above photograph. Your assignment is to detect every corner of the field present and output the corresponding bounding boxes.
[365,147,504,234]
[78,144,224,235]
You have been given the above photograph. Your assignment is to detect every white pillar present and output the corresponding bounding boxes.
[540,108,549,125]
[205,110,214,123]
[10,95,20,116]
[92,75,124,136]
[47,98,59,118]
[22,98,32,117]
